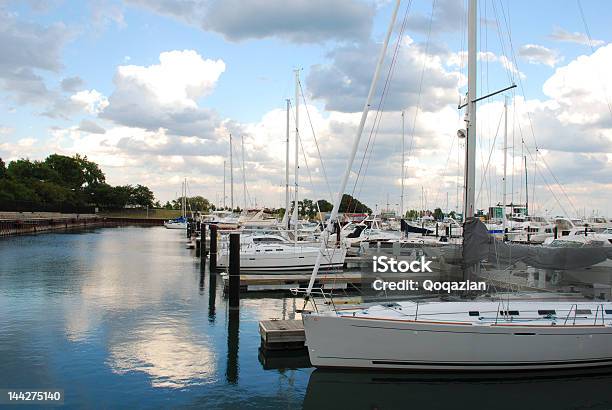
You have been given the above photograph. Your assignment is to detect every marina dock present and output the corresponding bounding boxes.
[259,319,305,350]
[222,272,365,292]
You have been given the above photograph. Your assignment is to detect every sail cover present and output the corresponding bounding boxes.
[463,218,610,270]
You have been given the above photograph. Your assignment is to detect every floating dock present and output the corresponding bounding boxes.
[222,272,365,292]
[259,319,305,350]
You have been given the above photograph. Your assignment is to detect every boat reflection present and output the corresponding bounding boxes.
[303,368,612,410]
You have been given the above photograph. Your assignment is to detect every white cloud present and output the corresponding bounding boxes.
[542,43,612,126]
[518,44,563,67]
[101,50,225,137]
[70,89,109,114]
[550,26,605,47]
[308,36,461,113]
[126,0,374,43]
[115,50,224,108]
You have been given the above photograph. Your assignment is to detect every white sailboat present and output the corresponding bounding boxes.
[164,179,188,229]
[216,71,347,273]
[216,233,346,273]
[298,0,612,371]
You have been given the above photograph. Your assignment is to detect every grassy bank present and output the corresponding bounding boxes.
[99,209,183,219]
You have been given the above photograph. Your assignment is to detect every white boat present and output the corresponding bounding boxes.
[298,0,612,372]
[303,300,612,370]
[217,234,346,273]
[164,218,187,230]
[165,178,189,230]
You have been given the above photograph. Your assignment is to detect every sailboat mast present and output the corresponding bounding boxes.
[305,0,401,297]
[223,160,226,209]
[241,135,247,211]
[502,95,508,234]
[524,155,529,216]
[285,98,290,228]
[229,133,234,211]
[293,69,300,242]
[463,0,477,220]
[400,111,405,220]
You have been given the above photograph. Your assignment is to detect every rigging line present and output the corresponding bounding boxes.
[352,0,415,214]
[347,0,413,214]
[490,0,515,86]
[405,0,437,176]
[496,0,577,216]
[475,108,504,205]
[432,132,457,210]
[288,99,334,206]
[577,0,612,118]
[298,79,334,201]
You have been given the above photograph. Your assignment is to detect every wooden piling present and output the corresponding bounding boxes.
[229,232,240,309]
[209,224,218,272]
[200,223,207,260]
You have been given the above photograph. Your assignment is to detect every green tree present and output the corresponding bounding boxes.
[433,207,444,221]
[130,184,155,207]
[316,199,333,213]
[188,196,211,212]
[44,154,85,189]
[7,158,58,182]
[74,154,105,186]
[339,194,371,213]
[406,209,419,220]
[0,158,6,178]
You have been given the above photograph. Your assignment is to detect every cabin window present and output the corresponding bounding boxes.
[538,310,556,315]
[500,310,519,316]
[605,310,612,315]
[468,311,480,316]
[576,309,592,315]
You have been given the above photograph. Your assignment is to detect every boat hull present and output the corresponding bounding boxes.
[164,222,187,229]
[302,313,612,371]
[217,247,346,273]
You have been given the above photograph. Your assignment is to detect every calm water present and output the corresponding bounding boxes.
[2,226,612,410]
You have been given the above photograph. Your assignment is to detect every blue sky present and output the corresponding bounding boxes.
[1,0,611,216]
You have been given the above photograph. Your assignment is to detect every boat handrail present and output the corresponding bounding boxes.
[564,304,578,326]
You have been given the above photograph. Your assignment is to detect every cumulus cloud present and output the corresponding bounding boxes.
[71,89,109,114]
[78,119,106,134]
[308,36,461,113]
[101,50,225,137]
[405,0,464,34]
[0,10,71,104]
[60,76,84,92]
[518,44,563,67]
[550,26,605,47]
[125,0,374,43]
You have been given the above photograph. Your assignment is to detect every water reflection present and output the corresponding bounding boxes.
[0,227,310,408]
[303,369,612,410]
[108,319,217,388]
[226,309,239,384]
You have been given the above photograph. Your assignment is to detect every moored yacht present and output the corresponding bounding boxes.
[216,233,346,273]
[298,0,612,372]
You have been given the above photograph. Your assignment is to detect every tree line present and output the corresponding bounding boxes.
[0,154,156,210]
[278,194,372,219]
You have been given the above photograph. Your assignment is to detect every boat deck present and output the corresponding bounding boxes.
[330,300,612,327]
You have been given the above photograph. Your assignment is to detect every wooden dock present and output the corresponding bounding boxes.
[259,319,305,350]
[222,272,365,292]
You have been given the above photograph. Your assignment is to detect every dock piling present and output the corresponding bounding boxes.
[229,232,240,309]
[209,224,218,272]
[201,223,207,260]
